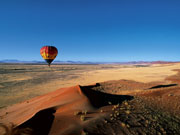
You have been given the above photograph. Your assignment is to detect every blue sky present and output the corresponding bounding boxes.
[0,0,180,62]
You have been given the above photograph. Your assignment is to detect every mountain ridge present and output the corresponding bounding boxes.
[0,59,179,64]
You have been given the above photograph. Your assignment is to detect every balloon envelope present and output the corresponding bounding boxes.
[40,46,58,66]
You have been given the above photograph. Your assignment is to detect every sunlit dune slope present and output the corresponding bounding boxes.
[0,85,93,126]
[0,84,132,135]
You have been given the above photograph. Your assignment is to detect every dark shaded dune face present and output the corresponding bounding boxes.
[80,84,134,108]
[149,84,177,89]
[15,108,56,135]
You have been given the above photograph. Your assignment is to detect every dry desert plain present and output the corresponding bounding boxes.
[0,63,180,135]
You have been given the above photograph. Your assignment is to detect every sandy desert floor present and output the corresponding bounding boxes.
[0,63,180,135]
[0,63,180,107]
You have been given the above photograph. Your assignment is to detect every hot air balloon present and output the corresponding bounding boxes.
[40,46,58,66]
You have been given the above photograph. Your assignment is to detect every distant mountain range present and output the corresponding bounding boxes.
[0,59,43,63]
[0,59,179,65]
[0,59,99,64]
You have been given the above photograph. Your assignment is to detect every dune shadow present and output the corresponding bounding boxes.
[149,84,177,89]
[15,108,56,135]
[80,83,134,108]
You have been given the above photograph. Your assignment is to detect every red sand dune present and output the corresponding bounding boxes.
[0,85,92,125]
[0,85,94,135]
[0,84,132,135]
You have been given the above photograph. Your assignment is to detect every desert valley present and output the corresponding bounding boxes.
[0,63,180,135]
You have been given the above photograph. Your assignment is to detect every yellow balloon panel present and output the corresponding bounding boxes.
[41,52,57,59]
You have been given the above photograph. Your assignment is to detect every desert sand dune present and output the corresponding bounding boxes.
[0,84,133,135]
